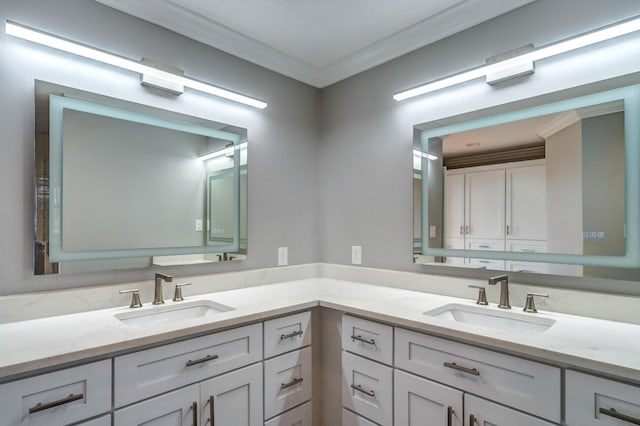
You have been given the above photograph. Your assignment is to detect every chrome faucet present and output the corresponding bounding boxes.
[488,274,510,309]
[153,273,173,305]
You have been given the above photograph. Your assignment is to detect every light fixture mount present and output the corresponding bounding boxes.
[140,58,184,95]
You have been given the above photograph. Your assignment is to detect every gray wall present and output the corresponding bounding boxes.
[0,0,319,295]
[318,0,640,291]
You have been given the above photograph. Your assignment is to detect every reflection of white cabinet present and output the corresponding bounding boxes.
[466,169,506,239]
[506,165,546,240]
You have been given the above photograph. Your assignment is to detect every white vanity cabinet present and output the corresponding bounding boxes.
[0,359,111,426]
[114,384,200,426]
[263,311,313,424]
[565,370,640,425]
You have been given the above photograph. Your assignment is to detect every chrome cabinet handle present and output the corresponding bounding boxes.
[460,225,464,235]
[599,407,640,425]
[280,377,304,390]
[465,225,470,234]
[447,406,454,426]
[444,361,480,376]
[191,401,197,426]
[29,393,84,414]
[351,335,375,345]
[469,414,477,425]
[280,330,303,340]
[186,354,219,367]
[350,383,375,397]
[478,245,490,248]
[209,396,215,426]
[506,225,510,235]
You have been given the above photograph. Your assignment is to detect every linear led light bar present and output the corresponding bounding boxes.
[5,21,268,109]
[394,15,640,102]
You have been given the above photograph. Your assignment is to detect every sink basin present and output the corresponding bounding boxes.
[115,300,234,327]
[424,303,555,334]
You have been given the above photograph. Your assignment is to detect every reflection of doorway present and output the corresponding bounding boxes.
[207,166,247,251]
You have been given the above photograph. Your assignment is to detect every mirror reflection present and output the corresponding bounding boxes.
[34,81,248,275]
[414,85,640,280]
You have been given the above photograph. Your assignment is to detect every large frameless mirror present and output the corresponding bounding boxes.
[34,81,248,275]
[413,84,640,280]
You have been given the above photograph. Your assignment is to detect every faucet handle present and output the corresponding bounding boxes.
[173,282,192,302]
[119,289,142,308]
[468,285,488,305]
[523,292,549,313]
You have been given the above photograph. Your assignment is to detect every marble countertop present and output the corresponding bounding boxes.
[2,278,639,383]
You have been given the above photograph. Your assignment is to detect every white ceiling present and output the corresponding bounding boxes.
[94,0,536,88]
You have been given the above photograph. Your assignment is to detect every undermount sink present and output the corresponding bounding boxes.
[424,303,555,334]
[115,300,234,327]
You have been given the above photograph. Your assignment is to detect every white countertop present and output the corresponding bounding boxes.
[2,278,639,383]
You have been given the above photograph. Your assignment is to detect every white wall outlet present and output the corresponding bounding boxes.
[351,245,362,265]
[195,219,203,232]
[278,247,288,266]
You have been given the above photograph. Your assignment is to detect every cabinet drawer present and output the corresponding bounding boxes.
[342,351,392,426]
[465,394,555,426]
[114,384,199,426]
[0,359,111,426]
[395,328,561,423]
[264,346,312,419]
[76,415,111,426]
[342,315,393,365]
[264,311,312,359]
[114,323,262,407]
[466,239,505,251]
[566,370,640,426]
[264,401,312,426]
[342,408,379,426]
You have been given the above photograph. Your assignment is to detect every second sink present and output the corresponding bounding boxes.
[115,300,234,327]
[424,303,555,334]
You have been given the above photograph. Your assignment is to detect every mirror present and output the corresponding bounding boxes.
[414,84,640,279]
[34,81,248,275]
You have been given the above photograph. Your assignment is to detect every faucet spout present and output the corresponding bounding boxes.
[488,274,510,309]
[153,273,173,305]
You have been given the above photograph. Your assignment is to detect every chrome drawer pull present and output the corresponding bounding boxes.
[280,330,303,340]
[351,335,375,345]
[29,393,84,414]
[280,377,304,390]
[350,383,375,397]
[209,396,215,426]
[478,245,490,248]
[447,406,454,426]
[443,361,480,376]
[599,407,640,425]
[191,401,198,426]
[186,354,219,367]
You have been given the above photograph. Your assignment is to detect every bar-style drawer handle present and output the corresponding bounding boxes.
[599,407,640,425]
[351,335,375,345]
[350,383,375,397]
[280,377,304,390]
[478,245,491,248]
[444,361,480,376]
[192,401,198,426]
[186,354,219,367]
[29,393,84,414]
[280,330,303,340]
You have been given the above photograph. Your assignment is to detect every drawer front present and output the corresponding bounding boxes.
[466,258,506,269]
[507,240,547,252]
[342,351,392,426]
[395,328,561,423]
[264,311,312,359]
[0,359,111,426]
[114,323,262,407]
[77,415,111,426]
[342,315,393,365]
[114,384,199,426]
[466,239,505,251]
[566,370,640,426]
[465,394,556,426]
[264,401,312,426]
[264,346,313,419]
[342,408,379,426]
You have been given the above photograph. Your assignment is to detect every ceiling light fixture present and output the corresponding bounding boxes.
[394,15,640,102]
[5,21,268,109]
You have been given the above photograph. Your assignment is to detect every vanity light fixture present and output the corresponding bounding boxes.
[394,15,640,101]
[199,142,248,161]
[413,149,438,161]
[5,21,268,109]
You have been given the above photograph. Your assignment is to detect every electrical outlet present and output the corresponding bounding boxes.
[195,219,203,232]
[351,245,362,265]
[278,247,288,266]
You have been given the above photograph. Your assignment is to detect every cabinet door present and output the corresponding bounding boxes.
[465,169,505,239]
[200,363,263,426]
[444,173,465,239]
[114,384,199,426]
[394,370,463,426]
[506,165,546,240]
[465,394,555,426]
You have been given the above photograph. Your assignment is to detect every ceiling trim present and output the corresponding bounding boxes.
[95,0,535,88]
